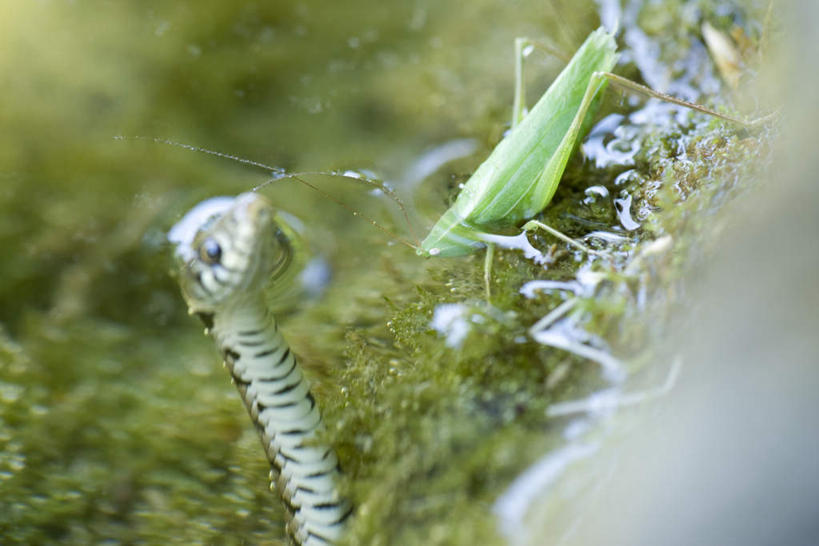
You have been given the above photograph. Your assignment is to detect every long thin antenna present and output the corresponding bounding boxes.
[276,173,419,251]
[117,135,420,250]
[254,170,418,243]
[114,135,281,172]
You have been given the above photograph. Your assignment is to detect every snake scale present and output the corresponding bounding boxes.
[169,192,351,545]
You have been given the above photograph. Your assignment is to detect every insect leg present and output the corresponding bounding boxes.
[512,38,530,127]
[483,37,574,298]
[482,37,543,299]
[483,241,495,299]
[598,71,773,126]
[514,71,613,259]
[482,37,535,299]
[521,220,605,257]
[512,38,572,128]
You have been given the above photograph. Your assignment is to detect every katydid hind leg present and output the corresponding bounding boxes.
[527,67,765,218]
[599,71,770,126]
[521,67,764,259]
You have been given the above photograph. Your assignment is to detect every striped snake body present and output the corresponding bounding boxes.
[169,193,350,545]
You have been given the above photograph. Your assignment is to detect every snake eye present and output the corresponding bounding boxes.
[200,238,222,264]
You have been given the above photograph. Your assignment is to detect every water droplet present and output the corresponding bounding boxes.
[614,195,641,231]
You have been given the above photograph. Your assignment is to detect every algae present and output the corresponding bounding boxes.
[0,0,776,544]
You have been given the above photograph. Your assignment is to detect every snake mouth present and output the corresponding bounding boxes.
[232,192,271,231]
[208,193,277,296]
[232,192,293,283]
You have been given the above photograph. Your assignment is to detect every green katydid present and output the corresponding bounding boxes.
[139,26,762,283]
[418,27,759,266]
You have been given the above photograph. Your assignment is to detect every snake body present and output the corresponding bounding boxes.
[169,193,350,545]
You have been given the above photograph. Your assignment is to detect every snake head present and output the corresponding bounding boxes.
[169,192,292,314]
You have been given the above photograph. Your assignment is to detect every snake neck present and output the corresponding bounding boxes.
[208,295,350,545]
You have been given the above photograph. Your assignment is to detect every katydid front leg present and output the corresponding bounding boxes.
[484,38,605,299]
[483,37,540,299]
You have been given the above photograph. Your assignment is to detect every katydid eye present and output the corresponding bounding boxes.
[200,238,222,264]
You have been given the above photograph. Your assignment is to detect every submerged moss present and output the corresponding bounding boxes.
[0,0,775,544]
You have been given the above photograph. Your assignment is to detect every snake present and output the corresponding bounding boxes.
[168,192,351,545]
